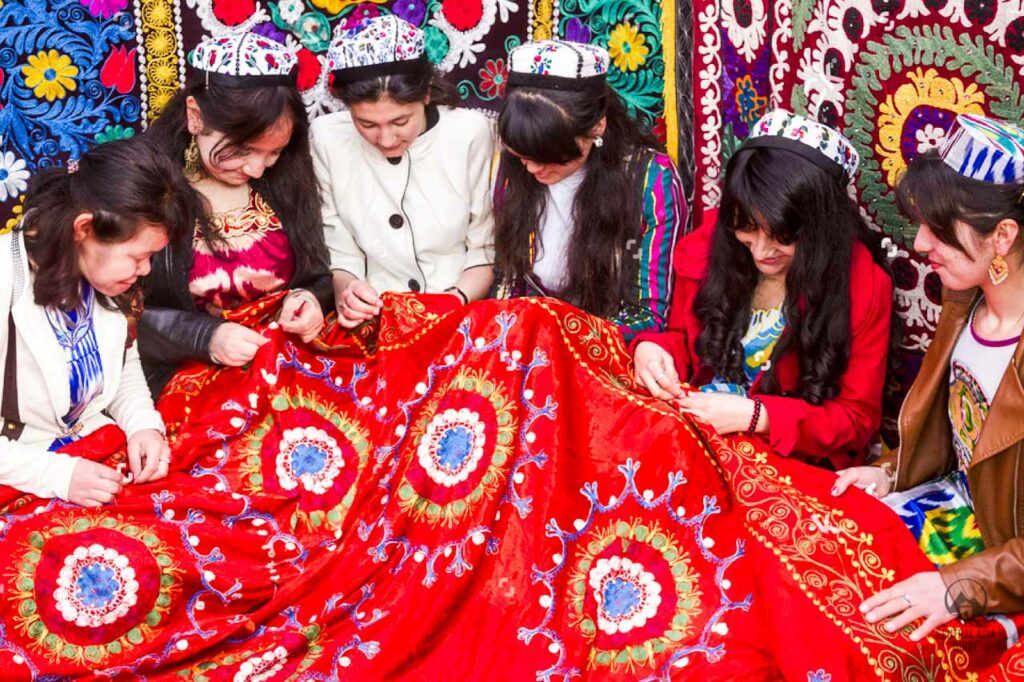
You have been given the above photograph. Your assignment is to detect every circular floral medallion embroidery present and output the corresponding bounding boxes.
[4,514,182,666]
[568,519,702,669]
[876,66,985,187]
[398,368,516,528]
[276,426,346,495]
[55,544,140,628]
[240,390,371,533]
[417,408,487,488]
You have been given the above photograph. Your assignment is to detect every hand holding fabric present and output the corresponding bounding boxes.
[67,459,124,507]
[336,278,383,329]
[860,571,955,641]
[127,428,170,484]
[674,392,757,434]
[633,341,685,400]
[279,289,325,342]
[209,322,269,366]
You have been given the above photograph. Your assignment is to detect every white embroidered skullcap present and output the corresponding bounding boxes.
[327,15,427,85]
[189,32,298,88]
[507,40,609,91]
[744,109,860,181]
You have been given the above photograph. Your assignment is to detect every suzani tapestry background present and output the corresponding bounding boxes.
[0,0,685,230]
[693,0,1024,440]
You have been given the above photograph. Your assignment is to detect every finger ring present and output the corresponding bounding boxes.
[902,594,912,607]
[655,372,667,382]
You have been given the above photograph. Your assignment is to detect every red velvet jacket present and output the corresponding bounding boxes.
[632,211,894,469]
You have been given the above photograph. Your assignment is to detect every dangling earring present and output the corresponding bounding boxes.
[184,135,202,177]
[593,136,604,148]
[989,254,1009,285]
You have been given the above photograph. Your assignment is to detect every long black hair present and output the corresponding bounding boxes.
[19,137,192,314]
[896,148,1024,257]
[694,146,890,404]
[145,82,325,280]
[494,82,659,318]
[331,57,459,107]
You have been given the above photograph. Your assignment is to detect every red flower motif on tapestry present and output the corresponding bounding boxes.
[100,45,137,94]
[478,58,506,98]
[441,0,484,31]
[651,116,667,145]
[212,0,256,26]
[296,48,321,92]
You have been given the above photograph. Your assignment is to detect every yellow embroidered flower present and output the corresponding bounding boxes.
[877,67,984,187]
[22,49,79,102]
[608,22,649,72]
[3,198,24,236]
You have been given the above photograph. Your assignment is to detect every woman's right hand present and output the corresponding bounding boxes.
[633,341,684,400]
[832,466,892,498]
[209,322,269,366]
[68,459,124,507]
[336,278,383,329]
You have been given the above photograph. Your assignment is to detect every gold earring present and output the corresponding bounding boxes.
[184,135,202,177]
[989,254,1009,285]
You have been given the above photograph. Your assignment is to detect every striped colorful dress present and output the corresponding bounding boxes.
[494,150,685,342]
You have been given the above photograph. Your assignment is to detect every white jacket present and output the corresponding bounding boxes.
[312,106,496,294]
[0,230,165,500]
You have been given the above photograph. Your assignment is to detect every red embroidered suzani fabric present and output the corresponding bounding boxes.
[0,295,1019,679]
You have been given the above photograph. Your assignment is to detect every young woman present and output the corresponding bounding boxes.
[140,32,332,395]
[632,109,893,469]
[834,114,1024,638]
[0,137,191,506]
[313,15,496,328]
[492,40,685,341]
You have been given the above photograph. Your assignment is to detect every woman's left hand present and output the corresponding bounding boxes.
[860,572,955,641]
[126,429,170,484]
[280,290,325,343]
[674,392,756,434]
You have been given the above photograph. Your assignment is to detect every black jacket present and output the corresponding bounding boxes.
[139,182,333,396]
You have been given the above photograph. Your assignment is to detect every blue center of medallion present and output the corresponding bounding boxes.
[602,577,642,619]
[76,563,119,608]
[0,169,7,181]
[436,426,474,472]
[291,443,327,476]
[44,68,57,81]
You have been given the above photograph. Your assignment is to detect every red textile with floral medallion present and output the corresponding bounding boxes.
[0,294,1019,680]
[189,188,295,315]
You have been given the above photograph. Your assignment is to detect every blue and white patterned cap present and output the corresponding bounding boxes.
[189,33,298,87]
[743,109,860,181]
[939,114,1024,184]
[507,40,609,91]
[327,15,426,84]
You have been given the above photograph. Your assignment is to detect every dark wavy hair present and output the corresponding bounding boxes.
[493,82,659,318]
[896,148,1024,258]
[145,82,325,280]
[19,137,192,314]
[330,58,459,107]
[694,146,891,405]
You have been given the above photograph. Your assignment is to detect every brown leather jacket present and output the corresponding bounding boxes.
[877,286,1024,614]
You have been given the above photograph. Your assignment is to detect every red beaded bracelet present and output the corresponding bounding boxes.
[746,397,763,435]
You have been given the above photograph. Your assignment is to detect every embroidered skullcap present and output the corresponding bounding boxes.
[189,32,298,88]
[506,40,609,91]
[938,114,1024,184]
[327,15,427,85]
[742,109,860,181]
